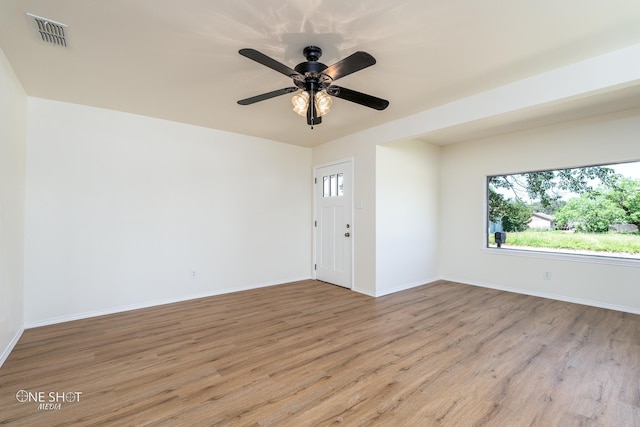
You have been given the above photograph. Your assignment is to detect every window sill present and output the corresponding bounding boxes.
[482,246,640,268]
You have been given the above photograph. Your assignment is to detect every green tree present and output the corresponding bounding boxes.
[488,187,508,223]
[490,166,616,208]
[502,199,532,232]
[605,176,640,228]
[555,191,626,233]
[488,187,532,231]
[529,199,566,216]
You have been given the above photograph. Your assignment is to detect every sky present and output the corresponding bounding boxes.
[611,160,640,180]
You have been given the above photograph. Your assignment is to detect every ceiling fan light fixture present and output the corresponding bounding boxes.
[292,91,309,116]
[315,90,332,117]
[238,46,389,127]
[291,90,332,118]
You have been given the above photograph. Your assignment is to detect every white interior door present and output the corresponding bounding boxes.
[315,161,352,288]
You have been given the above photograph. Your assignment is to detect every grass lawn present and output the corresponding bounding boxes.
[489,230,640,254]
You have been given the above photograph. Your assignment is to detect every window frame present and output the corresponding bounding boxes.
[484,160,640,268]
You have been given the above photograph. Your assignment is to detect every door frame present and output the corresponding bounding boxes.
[312,157,355,289]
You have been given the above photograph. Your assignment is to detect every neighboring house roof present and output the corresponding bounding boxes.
[532,212,554,221]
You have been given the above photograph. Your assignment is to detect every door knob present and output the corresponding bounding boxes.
[344,232,350,237]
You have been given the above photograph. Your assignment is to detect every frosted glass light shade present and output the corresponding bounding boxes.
[315,91,332,116]
[291,91,310,116]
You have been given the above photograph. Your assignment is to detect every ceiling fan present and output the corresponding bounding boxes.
[237,46,389,128]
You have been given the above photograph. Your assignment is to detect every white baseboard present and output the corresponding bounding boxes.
[441,276,640,315]
[374,276,441,297]
[21,274,640,330]
[24,276,311,329]
[0,327,24,368]
[352,286,376,297]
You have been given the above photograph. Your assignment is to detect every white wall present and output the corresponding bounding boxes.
[376,140,440,296]
[0,48,26,366]
[24,98,312,325]
[313,138,377,295]
[440,109,640,313]
[313,137,441,297]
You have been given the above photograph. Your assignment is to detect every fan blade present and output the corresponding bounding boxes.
[239,48,301,78]
[331,86,389,110]
[237,87,298,105]
[323,51,376,81]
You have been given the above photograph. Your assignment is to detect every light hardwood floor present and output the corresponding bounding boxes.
[1,280,639,426]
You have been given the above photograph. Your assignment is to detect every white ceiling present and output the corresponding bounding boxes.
[1,0,640,147]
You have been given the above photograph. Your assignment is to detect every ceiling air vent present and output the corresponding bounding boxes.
[26,13,68,47]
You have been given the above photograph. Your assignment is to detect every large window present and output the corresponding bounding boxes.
[487,161,640,260]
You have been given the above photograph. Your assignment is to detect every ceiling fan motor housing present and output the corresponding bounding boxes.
[294,46,331,92]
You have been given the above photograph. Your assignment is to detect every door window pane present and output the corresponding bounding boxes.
[330,174,337,197]
[322,173,344,197]
[323,176,330,197]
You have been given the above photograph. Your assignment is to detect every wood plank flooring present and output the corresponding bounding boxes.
[1,279,639,426]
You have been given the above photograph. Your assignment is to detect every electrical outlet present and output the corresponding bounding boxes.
[191,270,197,279]
[543,271,551,280]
